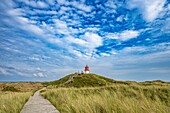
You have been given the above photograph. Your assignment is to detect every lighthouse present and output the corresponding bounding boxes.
[84,65,90,74]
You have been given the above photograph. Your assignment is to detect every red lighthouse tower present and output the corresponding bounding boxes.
[84,65,90,74]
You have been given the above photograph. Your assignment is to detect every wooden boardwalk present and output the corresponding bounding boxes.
[20,88,60,113]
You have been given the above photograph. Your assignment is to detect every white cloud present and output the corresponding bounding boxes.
[71,1,92,12]
[27,24,44,35]
[28,57,40,61]
[53,19,70,35]
[83,32,103,49]
[116,15,123,22]
[54,19,67,29]
[128,0,166,22]
[7,8,24,16]
[111,50,117,55]
[100,53,110,57]
[58,6,72,15]
[57,0,92,12]
[33,72,47,77]
[60,33,103,58]
[65,36,87,45]
[37,1,48,8]
[122,46,147,54]
[105,1,117,9]
[85,27,99,32]
[48,38,62,44]
[106,30,140,41]
[32,9,57,15]
[72,50,83,57]
[4,7,44,35]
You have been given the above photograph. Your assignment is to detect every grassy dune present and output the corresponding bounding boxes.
[0,91,32,113]
[0,82,43,92]
[41,84,170,113]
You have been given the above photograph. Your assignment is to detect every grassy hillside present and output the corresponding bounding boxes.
[44,73,117,87]
[44,73,170,88]
[43,74,74,86]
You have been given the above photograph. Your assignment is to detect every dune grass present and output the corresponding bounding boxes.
[0,82,42,113]
[41,84,170,113]
[0,91,32,113]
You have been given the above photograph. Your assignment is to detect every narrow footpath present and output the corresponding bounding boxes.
[20,88,60,113]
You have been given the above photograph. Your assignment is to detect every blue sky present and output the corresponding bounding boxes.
[0,0,170,82]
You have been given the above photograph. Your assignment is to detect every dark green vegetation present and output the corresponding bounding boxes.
[2,86,19,92]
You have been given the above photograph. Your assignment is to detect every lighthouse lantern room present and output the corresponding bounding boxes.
[84,65,90,74]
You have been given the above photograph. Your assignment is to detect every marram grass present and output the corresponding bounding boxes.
[41,84,170,113]
[0,91,32,113]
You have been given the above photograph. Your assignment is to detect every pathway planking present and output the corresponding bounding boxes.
[20,88,60,113]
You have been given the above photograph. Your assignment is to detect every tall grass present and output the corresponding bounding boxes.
[0,91,32,113]
[42,85,170,113]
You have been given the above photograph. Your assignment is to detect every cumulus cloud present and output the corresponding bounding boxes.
[58,32,103,58]
[83,32,103,49]
[106,30,140,41]
[127,0,166,22]
[57,33,103,58]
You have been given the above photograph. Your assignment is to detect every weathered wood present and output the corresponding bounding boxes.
[20,88,60,113]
